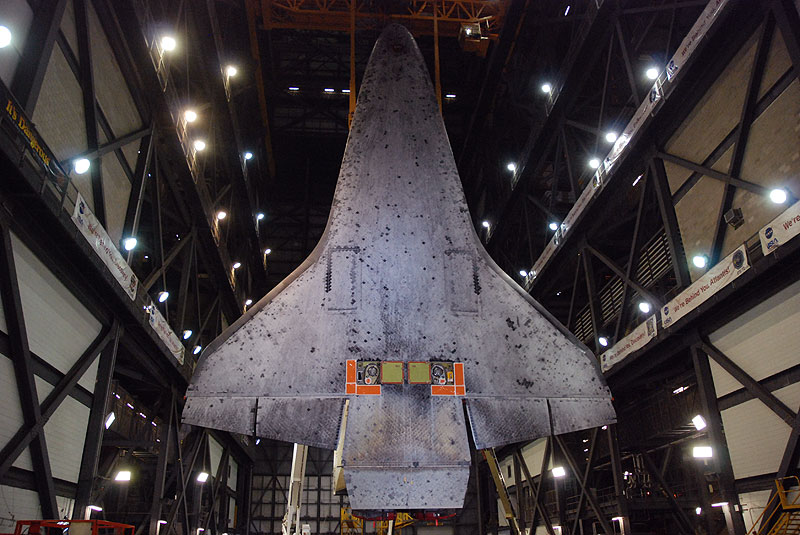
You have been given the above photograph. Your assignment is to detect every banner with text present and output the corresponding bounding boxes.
[148,304,185,365]
[600,315,658,373]
[72,193,139,300]
[661,245,749,328]
[759,201,800,256]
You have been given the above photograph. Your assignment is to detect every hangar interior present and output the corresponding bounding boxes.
[0,1,799,535]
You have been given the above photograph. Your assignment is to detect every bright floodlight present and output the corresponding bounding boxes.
[770,188,788,204]
[158,291,169,303]
[161,36,177,52]
[605,132,618,143]
[444,94,456,99]
[551,466,566,478]
[588,158,600,169]
[646,67,659,80]
[481,220,490,228]
[193,139,206,152]
[225,65,238,77]
[88,505,103,512]
[115,470,132,482]
[182,329,192,340]
[692,446,712,458]
[244,151,253,160]
[193,345,202,355]
[232,262,241,269]
[123,237,137,251]
[549,222,558,231]
[184,109,197,123]
[541,83,552,93]
[324,88,335,93]
[692,414,707,430]
[696,507,702,515]
[216,210,227,220]
[74,158,91,174]
[598,336,609,347]
[692,255,708,268]
[342,89,350,93]
[245,299,253,306]
[519,270,528,277]
[104,412,116,429]
[288,86,299,91]
[196,471,209,483]
[638,301,651,314]
[0,26,12,49]
[257,212,265,221]
[264,248,272,255]
[507,162,517,172]
[711,502,728,507]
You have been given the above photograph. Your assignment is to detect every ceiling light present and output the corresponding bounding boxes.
[158,521,167,525]
[123,237,137,251]
[197,471,209,483]
[519,270,528,277]
[342,89,350,93]
[255,438,261,445]
[638,301,651,314]
[692,446,712,458]
[711,502,728,507]
[602,425,608,430]
[673,385,688,394]
[288,86,299,91]
[588,158,600,169]
[245,299,253,306]
[225,65,238,77]
[692,415,707,431]
[0,26,12,48]
[549,222,558,231]
[598,336,609,347]
[216,210,227,220]
[605,132,618,143]
[88,505,102,512]
[193,345,202,355]
[564,5,571,16]
[257,212,265,221]
[104,412,116,429]
[184,109,197,123]
[232,262,241,269]
[481,220,490,228]
[445,94,456,99]
[770,188,788,204]
[74,158,91,174]
[541,83,552,93]
[645,67,659,80]
[161,36,177,52]
[632,174,643,187]
[193,140,206,152]
[182,329,192,340]
[551,466,566,478]
[696,507,702,515]
[158,291,169,303]
[324,88,335,93]
[264,248,272,255]
[244,151,253,160]
[115,470,131,482]
[692,255,708,269]
[507,162,517,172]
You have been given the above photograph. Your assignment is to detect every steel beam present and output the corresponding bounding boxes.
[74,321,122,517]
[639,449,695,534]
[614,175,649,340]
[581,247,603,348]
[148,390,176,535]
[656,151,771,197]
[570,428,600,535]
[606,425,631,535]
[650,157,691,288]
[584,243,660,307]
[771,0,800,82]
[514,444,555,535]
[0,226,58,518]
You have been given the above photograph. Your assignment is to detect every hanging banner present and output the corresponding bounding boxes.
[72,193,139,300]
[665,0,729,81]
[661,245,749,328]
[147,303,185,365]
[600,314,658,373]
[759,201,800,256]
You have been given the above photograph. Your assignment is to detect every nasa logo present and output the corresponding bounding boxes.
[767,238,778,250]
[663,306,669,315]
[765,227,773,239]
[732,250,745,269]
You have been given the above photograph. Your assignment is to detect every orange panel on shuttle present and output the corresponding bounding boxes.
[454,363,464,386]
[346,383,356,394]
[431,385,455,396]
[346,360,356,383]
[356,385,381,395]
[455,386,465,396]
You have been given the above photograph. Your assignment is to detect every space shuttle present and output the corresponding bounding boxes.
[183,24,615,511]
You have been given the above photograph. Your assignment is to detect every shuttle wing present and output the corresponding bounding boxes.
[184,24,614,510]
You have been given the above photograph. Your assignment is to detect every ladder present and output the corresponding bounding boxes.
[747,477,800,535]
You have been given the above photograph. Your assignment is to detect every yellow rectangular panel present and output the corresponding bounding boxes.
[408,362,430,384]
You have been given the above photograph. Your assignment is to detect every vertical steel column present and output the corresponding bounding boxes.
[582,247,603,348]
[614,174,649,340]
[606,425,630,535]
[0,227,58,519]
[512,454,526,533]
[691,345,746,535]
[74,320,122,517]
[149,390,176,535]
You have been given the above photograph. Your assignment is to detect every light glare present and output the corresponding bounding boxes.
[257,212,265,220]
[646,67,659,80]
[245,299,253,306]
[551,466,566,478]
[598,336,609,347]
[541,83,552,93]
[638,302,651,314]
[692,415,707,430]
[161,36,177,52]
[696,507,702,515]
[193,140,206,152]
[193,345,202,355]
[264,248,272,255]
[244,151,253,160]
[232,262,241,269]
[184,110,198,123]
[182,329,193,340]
[588,158,600,169]
[158,291,169,303]
[225,65,238,77]
[692,255,708,269]
[481,220,490,229]
[605,132,618,143]
[115,470,132,482]
[770,188,788,204]
[123,237,137,251]
[693,446,713,458]
[507,162,517,172]
[519,270,528,277]
[549,222,558,231]
[0,26,12,49]
[104,412,116,429]
[216,211,227,220]
[74,158,91,174]
[197,472,209,483]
